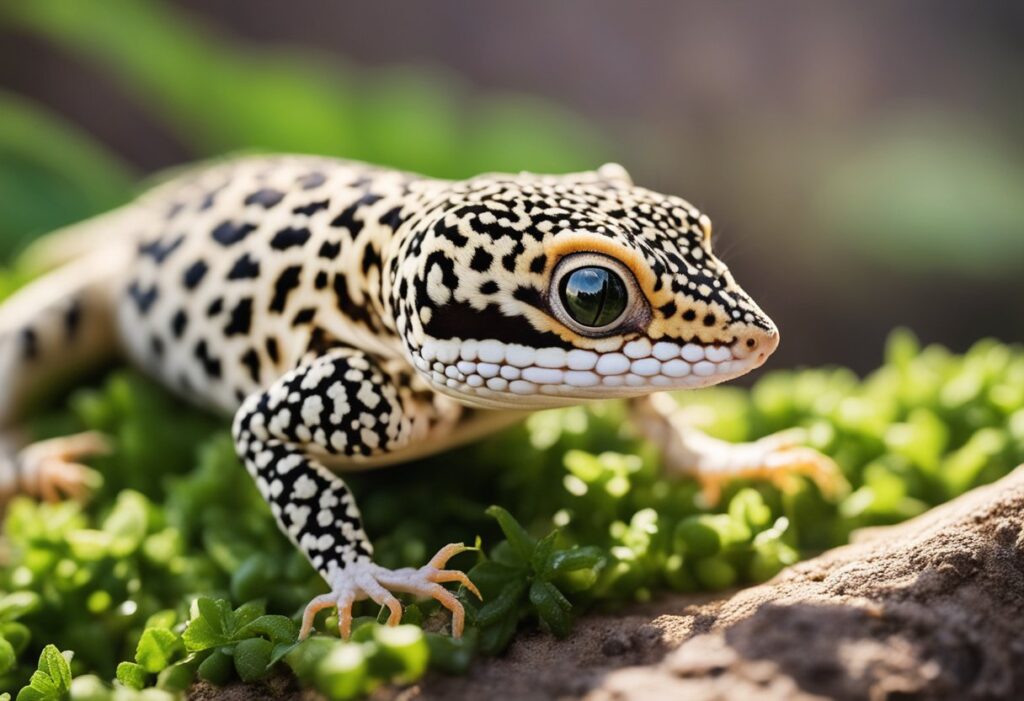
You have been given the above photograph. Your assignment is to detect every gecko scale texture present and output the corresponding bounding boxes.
[0,155,790,638]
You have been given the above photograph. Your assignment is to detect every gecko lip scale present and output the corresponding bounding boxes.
[411,334,775,404]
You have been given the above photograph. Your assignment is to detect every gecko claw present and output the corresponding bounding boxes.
[299,542,479,641]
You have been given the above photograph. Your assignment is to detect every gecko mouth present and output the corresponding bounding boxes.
[410,334,777,409]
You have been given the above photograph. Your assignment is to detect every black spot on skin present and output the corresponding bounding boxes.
[138,234,185,264]
[424,251,458,292]
[127,280,158,314]
[19,328,38,360]
[332,274,379,330]
[292,199,329,216]
[270,227,311,250]
[703,313,716,327]
[207,297,224,317]
[683,309,697,322]
[314,271,328,289]
[240,348,261,383]
[501,241,525,272]
[235,389,247,403]
[244,188,285,209]
[378,205,403,230]
[297,172,326,190]
[265,337,280,364]
[199,185,226,211]
[361,243,382,275]
[659,301,677,318]
[212,220,256,247]
[469,248,493,273]
[227,253,260,280]
[183,260,209,290]
[425,299,572,349]
[171,309,188,339]
[194,340,222,379]
[433,219,468,247]
[480,280,499,295]
[166,202,184,220]
[224,298,253,336]
[318,241,341,260]
[292,307,317,326]
[150,335,165,358]
[528,253,547,274]
[330,192,382,236]
[64,299,82,339]
[512,286,544,309]
[270,266,302,313]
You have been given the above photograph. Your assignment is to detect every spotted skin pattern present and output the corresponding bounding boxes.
[1,155,837,639]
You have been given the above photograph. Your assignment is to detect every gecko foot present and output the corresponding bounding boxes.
[687,430,845,505]
[634,394,845,505]
[14,431,109,502]
[299,542,481,640]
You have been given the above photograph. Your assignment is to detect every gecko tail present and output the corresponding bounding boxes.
[0,245,132,427]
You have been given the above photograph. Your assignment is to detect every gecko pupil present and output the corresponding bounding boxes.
[559,266,627,327]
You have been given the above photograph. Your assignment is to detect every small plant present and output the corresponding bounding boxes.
[2,328,1024,697]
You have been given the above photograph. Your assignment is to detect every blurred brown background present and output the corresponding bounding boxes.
[1,0,1022,373]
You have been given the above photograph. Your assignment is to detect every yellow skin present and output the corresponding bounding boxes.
[0,156,838,638]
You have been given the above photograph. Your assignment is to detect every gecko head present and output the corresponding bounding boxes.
[392,163,779,410]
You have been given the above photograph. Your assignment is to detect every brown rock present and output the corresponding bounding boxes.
[195,467,1024,700]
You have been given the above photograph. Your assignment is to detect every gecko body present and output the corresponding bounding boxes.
[0,156,835,638]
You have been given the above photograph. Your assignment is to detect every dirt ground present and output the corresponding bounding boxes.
[194,467,1024,701]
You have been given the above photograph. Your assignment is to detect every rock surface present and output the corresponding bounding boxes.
[193,467,1024,700]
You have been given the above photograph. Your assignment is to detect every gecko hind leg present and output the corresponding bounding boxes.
[1,431,109,503]
[631,393,845,505]
[233,347,480,640]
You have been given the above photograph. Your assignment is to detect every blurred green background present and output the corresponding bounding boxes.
[1,0,1023,372]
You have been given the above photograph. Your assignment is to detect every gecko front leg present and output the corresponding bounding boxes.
[631,393,845,505]
[232,347,479,639]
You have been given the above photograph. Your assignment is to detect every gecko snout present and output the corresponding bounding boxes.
[733,327,780,367]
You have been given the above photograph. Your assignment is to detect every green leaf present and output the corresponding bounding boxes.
[485,506,536,564]
[233,615,297,645]
[529,580,572,637]
[233,637,274,683]
[182,599,231,652]
[0,636,14,675]
[196,649,233,686]
[134,627,181,673]
[41,645,72,693]
[156,657,199,692]
[367,625,428,682]
[465,560,523,600]
[1,622,30,655]
[101,490,151,557]
[425,631,477,675]
[474,579,527,628]
[115,661,147,690]
[314,644,368,701]
[531,530,558,576]
[0,592,40,622]
[229,601,266,633]
[549,546,605,574]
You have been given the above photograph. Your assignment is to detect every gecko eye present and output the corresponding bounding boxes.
[559,267,628,327]
[549,252,646,336]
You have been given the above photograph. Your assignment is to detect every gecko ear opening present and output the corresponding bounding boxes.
[597,163,633,187]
